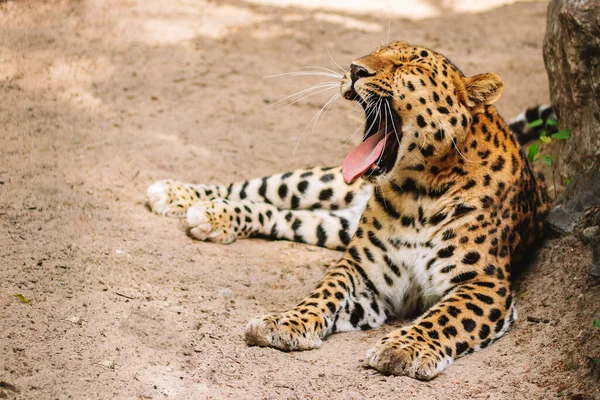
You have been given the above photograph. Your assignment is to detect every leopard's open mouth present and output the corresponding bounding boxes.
[342,96,402,183]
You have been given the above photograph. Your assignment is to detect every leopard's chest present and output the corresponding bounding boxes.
[372,225,450,316]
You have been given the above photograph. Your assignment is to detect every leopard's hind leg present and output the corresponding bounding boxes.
[147,166,372,248]
[185,198,365,250]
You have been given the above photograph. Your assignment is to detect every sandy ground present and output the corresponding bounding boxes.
[1,0,599,399]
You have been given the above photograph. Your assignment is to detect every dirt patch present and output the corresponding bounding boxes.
[0,0,598,399]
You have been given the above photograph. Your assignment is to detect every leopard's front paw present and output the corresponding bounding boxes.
[186,200,237,243]
[366,335,449,381]
[245,312,323,351]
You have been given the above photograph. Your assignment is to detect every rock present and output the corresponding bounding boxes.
[590,241,600,282]
[0,381,18,394]
[67,316,83,325]
[547,168,600,234]
[543,0,600,179]
[100,359,115,369]
[581,226,600,244]
[218,288,233,298]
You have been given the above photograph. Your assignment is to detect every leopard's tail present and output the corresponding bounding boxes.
[508,104,556,145]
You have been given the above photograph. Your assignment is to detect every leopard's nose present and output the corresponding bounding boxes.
[350,63,375,84]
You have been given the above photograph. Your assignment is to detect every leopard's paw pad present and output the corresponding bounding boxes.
[245,313,322,351]
[366,338,446,381]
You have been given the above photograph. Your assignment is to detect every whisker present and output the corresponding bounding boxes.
[274,85,339,112]
[386,101,404,161]
[309,90,340,130]
[313,93,342,126]
[343,117,367,147]
[419,124,429,153]
[294,93,340,156]
[326,46,348,74]
[265,71,342,79]
[450,135,474,163]
[354,28,378,45]
[259,82,339,112]
[362,98,382,141]
[385,101,397,143]
[311,93,341,136]
[386,18,391,46]
[265,81,338,101]
[376,101,389,165]
[293,91,341,157]
[376,185,389,214]
[300,66,344,77]
[351,101,364,113]
[389,178,406,194]
[343,103,379,146]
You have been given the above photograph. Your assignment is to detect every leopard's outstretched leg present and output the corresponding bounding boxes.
[245,254,394,350]
[186,198,365,250]
[147,166,372,218]
[148,166,372,248]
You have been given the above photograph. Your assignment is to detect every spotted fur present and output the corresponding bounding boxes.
[147,166,371,250]
[507,104,556,145]
[147,42,550,380]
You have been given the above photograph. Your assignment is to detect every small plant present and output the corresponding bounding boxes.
[526,118,571,163]
[526,117,571,199]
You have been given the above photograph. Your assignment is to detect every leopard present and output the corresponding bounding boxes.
[146,41,550,380]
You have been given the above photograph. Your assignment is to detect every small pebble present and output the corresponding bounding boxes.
[100,360,115,369]
[581,226,599,244]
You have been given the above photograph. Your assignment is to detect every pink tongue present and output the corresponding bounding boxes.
[342,131,386,184]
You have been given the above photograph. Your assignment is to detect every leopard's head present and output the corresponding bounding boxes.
[340,41,504,184]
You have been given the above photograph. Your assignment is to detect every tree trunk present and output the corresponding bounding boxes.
[543,0,600,180]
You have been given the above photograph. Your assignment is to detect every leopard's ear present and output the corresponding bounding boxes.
[462,73,504,112]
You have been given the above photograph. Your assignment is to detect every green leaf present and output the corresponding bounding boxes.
[593,319,600,329]
[527,143,539,162]
[14,293,30,305]
[539,136,552,144]
[564,177,573,185]
[527,119,544,128]
[542,155,552,166]
[546,118,559,127]
[551,129,571,140]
